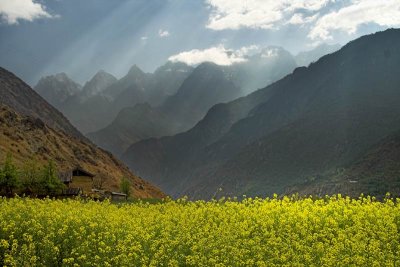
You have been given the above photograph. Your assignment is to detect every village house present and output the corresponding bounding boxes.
[110,192,128,201]
[59,167,95,195]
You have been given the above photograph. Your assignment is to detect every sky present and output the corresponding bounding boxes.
[0,0,399,85]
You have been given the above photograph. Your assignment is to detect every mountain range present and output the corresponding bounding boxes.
[36,46,299,156]
[35,62,194,134]
[122,29,400,199]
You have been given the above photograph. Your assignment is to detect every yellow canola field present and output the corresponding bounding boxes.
[1,196,400,266]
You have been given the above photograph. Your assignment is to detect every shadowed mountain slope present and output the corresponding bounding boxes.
[122,29,400,198]
[287,130,400,198]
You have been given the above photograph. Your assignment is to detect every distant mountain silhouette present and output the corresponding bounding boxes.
[34,72,81,110]
[58,70,118,134]
[80,70,117,99]
[145,61,194,106]
[122,29,400,199]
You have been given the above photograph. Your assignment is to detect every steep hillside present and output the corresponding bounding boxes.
[123,29,400,198]
[0,67,84,140]
[200,109,400,198]
[287,131,400,198]
[0,105,165,198]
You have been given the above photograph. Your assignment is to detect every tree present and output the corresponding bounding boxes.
[0,153,19,196]
[40,160,64,196]
[120,177,131,197]
[21,157,41,195]
[93,174,106,190]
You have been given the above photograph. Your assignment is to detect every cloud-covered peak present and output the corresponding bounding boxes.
[260,47,282,59]
[0,0,56,25]
[168,44,299,67]
[169,45,252,66]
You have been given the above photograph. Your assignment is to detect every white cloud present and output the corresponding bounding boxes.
[309,0,400,40]
[205,0,400,42]
[237,45,259,56]
[158,29,170,37]
[287,13,318,25]
[261,48,280,58]
[168,45,254,66]
[0,0,55,25]
[205,0,330,30]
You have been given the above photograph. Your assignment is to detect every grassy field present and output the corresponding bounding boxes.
[1,196,400,266]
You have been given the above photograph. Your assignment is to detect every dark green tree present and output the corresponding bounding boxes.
[21,157,41,195]
[40,160,64,196]
[120,177,131,197]
[0,153,19,196]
